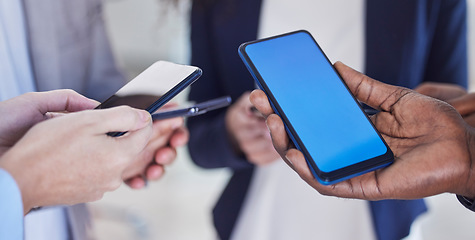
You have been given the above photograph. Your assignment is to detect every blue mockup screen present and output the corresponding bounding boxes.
[244,31,388,173]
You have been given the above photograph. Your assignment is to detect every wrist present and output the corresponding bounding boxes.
[464,128,475,199]
[0,151,37,214]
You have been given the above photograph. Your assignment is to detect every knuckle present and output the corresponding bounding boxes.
[62,89,78,95]
[110,105,134,117]
[75,110,100,128]
[22,92,40,102]
[115,105,135,117]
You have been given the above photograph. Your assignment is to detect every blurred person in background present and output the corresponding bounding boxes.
[187,0,467,239]
[0,0,188,239]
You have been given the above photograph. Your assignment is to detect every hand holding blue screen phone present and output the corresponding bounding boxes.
[239,30,393,185]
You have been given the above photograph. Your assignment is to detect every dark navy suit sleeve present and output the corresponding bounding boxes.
[187,3,253,170]
[423,0,467,87]
[366,0,467,89]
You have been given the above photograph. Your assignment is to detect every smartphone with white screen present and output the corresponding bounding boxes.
[96,60,202,136]
[239,30,393,185]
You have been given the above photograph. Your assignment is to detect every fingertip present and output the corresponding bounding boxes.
[126,177,146,189]
[286,148,315,180]
[155,147,176,165]
[249,89,261,102]
[266,114,283,132]
[61,89,99,110]
[285,149,299,167]
[250,90,273,116]
[266,114,283,142]
[35,89,99,114]
[286,149,303,164]
[170,128,189,147]
[249,90,263,104]
[138,109,152,124]
[105,106,152,132]
[334,61,360,83]
[131,108,152,132]
[333,61,344,67]
[333,61,349,74]
[146,165,164,180]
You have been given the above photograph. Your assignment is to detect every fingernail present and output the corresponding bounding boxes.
[140,110,151,122]
[265,119,271,132]
[285,153,294,167]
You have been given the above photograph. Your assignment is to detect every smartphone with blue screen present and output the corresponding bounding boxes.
[238,30,393,185]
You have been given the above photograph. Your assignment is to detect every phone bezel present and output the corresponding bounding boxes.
[144,68,202,114]
[238,30,393,184]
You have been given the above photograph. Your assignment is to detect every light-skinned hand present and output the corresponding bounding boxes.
[0,90,153,214]
[250,62,475,201]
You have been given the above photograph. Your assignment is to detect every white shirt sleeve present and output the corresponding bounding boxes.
[0,168,24,240]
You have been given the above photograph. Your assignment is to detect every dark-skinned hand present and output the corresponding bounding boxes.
[250,62,475,200]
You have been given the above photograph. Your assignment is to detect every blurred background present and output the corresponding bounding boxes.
[89,0,475,239]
